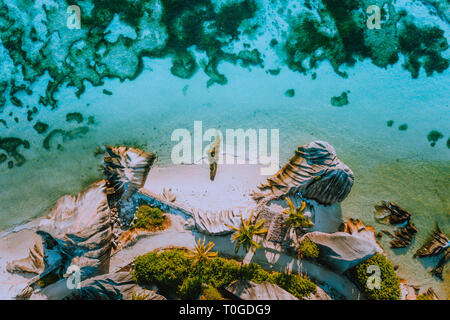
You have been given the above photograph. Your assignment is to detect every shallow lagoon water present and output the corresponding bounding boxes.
[0,0,449,298]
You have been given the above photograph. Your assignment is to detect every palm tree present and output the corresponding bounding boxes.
[187,238,218,266]
[283,198,313,233]
[227,211,268,264]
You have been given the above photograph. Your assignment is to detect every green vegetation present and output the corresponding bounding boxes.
[187,238,218,266]
[131,205,166,231]
[387,120,394,127]
[283,198,313,232]
[178,276,203,299]
[352,253,401,300]
[298,238,319,260]
[200,285,225,300]
[133,249,316,300]
[398,123,408,131]
[228,211,268,254]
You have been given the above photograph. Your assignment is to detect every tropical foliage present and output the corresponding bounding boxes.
[283,198,313,231]
[131,205,166,231]
[187,238,218,266]
[298,237,320,259]
[133,249,316,300]
[228,211,268,254]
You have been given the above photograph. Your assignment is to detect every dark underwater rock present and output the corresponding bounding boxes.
[267,68,280,75]
[414,225,449,258]
[427,130,444,147]
[43,127,89,150]
[389,222,418,249]
[0,137,30,167]
[33,121,49,134]
[331,91,349,107]
[374,201,411,225]
[66,112,84,124]
[224,280,298,300]
[284,89,295,97]
[170,51,198,79]
[237,49,263,67]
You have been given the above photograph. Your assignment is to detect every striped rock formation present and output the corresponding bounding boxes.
[224,280,298,300]
[254,205,289,244]
[6,236,45,275]
[414,225,449,258]
[37,180,114,279]
[251,141,354,206]
[6,180,114,297]
[103,146,156,205]
[186,209,247,235]
[414,225,449,280]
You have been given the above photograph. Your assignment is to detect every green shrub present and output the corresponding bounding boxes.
[298,238,320,260]
[178,276,203,299]
[269,272,317,299]
[133,249,191,295]
[200,285,225,300]
[352,254,401,300]
[201,257,241,289]
[239,263,270,283]
[133,249,316,300]
[131,205,165,231]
